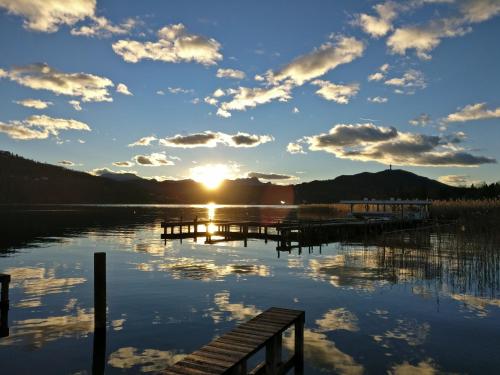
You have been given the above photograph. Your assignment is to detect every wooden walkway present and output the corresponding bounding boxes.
[163,307,305,375]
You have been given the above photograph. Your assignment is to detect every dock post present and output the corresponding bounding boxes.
[0,274,10,338]
[0,274,10,308]
[294,313,305,374]
[179,216,183,234]
[194,216,198,238]
[265,334,282,374]
[94,253,106,330]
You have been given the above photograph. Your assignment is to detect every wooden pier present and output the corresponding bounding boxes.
[163,307,305,375]
[161,215,428,251]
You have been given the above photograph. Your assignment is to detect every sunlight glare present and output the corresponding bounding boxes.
[190,164,232,189]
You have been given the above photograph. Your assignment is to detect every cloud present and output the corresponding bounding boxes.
[113,161,134,167]
[14,98,52,109]
[368,96,388,103]
[3,63,114,102]
[68,100,82,111]
[356,2,398,38]
[438,174,481,186]
[159,131,273,148]
[0,0,95,32]
[312,80,360,104]
[267,35,365,86]
[116,83,132,96]
[128,136,158,147]
[217,82,293,116]
[460,0,500,23]
[293,107,300,113]
[107,347,185,373]
[444,102,500,122]
[409,113,431,126]
[212,88,225,97]
[168,87,193,94]
[247,172,297,181]
[216,68,246,79]
[287,142,306,154]
[156,90,165,95]
[112,23,222,65]
[58,160,74,166]
[368,72,384,81]
[133,152,174,167]
[385,69,426,93]
[0,115,90,140]
[71,16,136,38]
[204,96,218,106]
[297,123,496,167]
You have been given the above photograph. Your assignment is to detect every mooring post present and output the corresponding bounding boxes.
[0,274,10,308]
[194,216,198,238]
[94,253,106,330]
[294,313,305,374]
[265,334,282,374]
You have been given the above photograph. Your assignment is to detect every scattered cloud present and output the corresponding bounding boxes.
[293,107,300,113]
[112,23,222,65]
[266,35,365,86]
[438,174,481,187]
[368,63,390,81]
[312,80,360,104]
[69,100,82,111]
[2,63,114,102]
[293,123,495,167]
[409,113,431,126]
[91,168,138,177]
[58,160,74,166]
[107,347,184,373]
[168,87,193,94]
[0,0,95,32]
[128,136,157,147]
[113,161,134,167]
[355,2,398,38]
[212,88,225,97]
[368,96,388,103]
[14,98,52,109]
[0,115,90,140]
[116,83,132,96]
[133,152,174,167]
[216,68,246,79]
[71,16,137,38]
[204,96,218,106]
[156,90,165,95]
[247,172,297,181]
[385,69,426,94]
[444,102,500,122]
[287,142,306,154]
[159,131,273,148]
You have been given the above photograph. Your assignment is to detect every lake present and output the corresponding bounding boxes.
[1,205,499,374]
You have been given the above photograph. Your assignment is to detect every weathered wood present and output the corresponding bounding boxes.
[0,274,10,307]
[94,252,106,330]
[163,308,305,375]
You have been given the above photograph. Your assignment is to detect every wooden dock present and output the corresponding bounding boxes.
[163,307,305,375]
[161,216,427,251]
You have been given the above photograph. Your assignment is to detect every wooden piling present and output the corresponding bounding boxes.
[94,252,106,330]
[0,274,10,307]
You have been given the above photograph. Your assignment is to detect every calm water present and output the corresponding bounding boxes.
[0,205,499,374]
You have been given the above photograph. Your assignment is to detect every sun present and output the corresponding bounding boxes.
[190,164,232,189]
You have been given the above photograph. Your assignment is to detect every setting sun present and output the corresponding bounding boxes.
[190,164,232,189]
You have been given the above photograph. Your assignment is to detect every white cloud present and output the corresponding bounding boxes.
[409,113,431,126]
[444,102,500,122]
[3,63,114,102]
[133,152,174,167]
[212,88,225,97]
[216,68,246,79]
[368,96,388,103]
[0,114,90,140]
[368,72,384,82]
[71,16,136,38]
[293,107,300,113]
[312,80,360,104]
[216,108,231,118]
[68,100,82,111]
[128,136,157,147]
[159,131,273,148]
[0,0,95,32]
[287,142,306,154]
[112,23,222,66]
[116,83,132,96]
[204,96,218,106]
[356,2,398,38]
[14,98,52,109]
[156,90,165,95]
[296,123,495,167]
[168,87,193,94]
[267,36,365,86]
[385,69,426,94]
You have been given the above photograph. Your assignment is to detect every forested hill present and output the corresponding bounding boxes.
[1,151,498,204]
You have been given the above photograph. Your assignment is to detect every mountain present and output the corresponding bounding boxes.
[1,150,497,204]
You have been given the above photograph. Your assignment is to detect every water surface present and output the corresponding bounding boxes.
[0,205,499,374]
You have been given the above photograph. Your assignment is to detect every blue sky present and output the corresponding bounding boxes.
[1,0,499,187]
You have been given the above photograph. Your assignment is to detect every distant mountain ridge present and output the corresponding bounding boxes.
[0,150,496,204]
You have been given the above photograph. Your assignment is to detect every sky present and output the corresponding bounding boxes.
[1,0,500,187]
